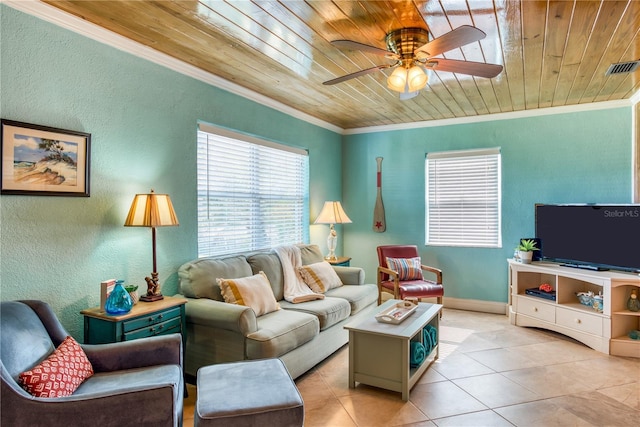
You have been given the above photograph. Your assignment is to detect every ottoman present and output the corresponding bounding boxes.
[195,358,304,427]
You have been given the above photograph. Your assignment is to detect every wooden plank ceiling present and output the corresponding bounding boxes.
[43,0,640,130]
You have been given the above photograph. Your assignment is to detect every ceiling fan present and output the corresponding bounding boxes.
[323,25,503,100]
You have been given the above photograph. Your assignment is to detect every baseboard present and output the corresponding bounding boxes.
[442,297,508,315]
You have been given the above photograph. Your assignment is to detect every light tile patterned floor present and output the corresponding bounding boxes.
[183,308,640,426]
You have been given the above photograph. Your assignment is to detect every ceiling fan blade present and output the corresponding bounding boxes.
[425,58,503,78]
[331,40,397,58]
[415,25,486,57]
[323,64,394,85]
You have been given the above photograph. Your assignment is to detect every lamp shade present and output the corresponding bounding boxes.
[387,67,408,92]
[314,201,352,225]
[407,65,428,91]
[124,190,179,227]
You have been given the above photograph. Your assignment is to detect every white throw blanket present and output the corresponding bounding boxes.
[274,245,325,303]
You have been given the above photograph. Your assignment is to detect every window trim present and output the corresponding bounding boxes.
[197,122,309,258]
[425,147,502,248]
[198,122,307,156]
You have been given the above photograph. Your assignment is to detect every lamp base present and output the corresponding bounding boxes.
[142,272,163,302]
[140,293,164,302]
[326,225,337,261]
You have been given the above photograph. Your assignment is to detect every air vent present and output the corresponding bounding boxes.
[605,60,640,76]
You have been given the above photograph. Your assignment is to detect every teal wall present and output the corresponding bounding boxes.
[342,109,633,303]
[0,6,634,339]
[0,6,342,339]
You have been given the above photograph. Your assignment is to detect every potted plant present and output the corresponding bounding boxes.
[125,285,139,305]
[517,239,539,264]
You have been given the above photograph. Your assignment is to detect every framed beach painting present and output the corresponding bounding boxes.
[1,119,90,196]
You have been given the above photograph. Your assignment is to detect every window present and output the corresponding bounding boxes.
[425,148,501,247]
[197,123,309,257]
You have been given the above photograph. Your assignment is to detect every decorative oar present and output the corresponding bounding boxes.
[373,157,386,232]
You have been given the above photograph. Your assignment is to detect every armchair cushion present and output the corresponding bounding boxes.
[380,280,443,298]
[19,336,93,398]
[386,257,423,280]
[218,272,280,317]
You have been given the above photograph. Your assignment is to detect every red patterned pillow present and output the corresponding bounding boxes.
[386,257,424,280]
[19,336,94,398]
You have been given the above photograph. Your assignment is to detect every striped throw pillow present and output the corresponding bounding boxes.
[218,271,280,316]
[385,257,423,280]
[298,261,343,293]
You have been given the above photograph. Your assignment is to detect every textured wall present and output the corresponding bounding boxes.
[635,102,639,203]
[343,108,633,303]
[0,5,342,340]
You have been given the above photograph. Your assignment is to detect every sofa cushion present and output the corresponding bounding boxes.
[246,310,319,359]
[299,244,325,265]
[19,336,94,398]
[218,272,280,317]
[247,252,285,301]
[279,297,351,331]
[179,255,252,300]
[325,284,378,315]
[298,261,343,293]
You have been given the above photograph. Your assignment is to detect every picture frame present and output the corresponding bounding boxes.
[1,119,90,196]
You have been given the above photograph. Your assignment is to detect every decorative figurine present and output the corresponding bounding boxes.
[141,272,163,302]
[592,293,604,313]
[627,289,640,312]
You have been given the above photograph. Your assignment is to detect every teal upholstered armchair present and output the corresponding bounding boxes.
[1,300,183,427]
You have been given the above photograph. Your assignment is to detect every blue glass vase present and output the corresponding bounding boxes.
[105,280,133,315]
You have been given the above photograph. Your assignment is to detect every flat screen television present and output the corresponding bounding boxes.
[535,204,640,273]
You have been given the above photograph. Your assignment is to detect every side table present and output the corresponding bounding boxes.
[81,295,187,347]
[327,256,351,267]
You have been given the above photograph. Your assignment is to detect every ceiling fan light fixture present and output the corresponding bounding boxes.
[387,67,407,92]
[407,66,428,91]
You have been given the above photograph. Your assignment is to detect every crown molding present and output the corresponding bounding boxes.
[2,0,343,134]
[344,98,635,135]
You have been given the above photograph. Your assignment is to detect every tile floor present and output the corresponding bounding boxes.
[183,308,640,426]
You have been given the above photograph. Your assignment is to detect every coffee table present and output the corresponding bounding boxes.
[344,299,442,401]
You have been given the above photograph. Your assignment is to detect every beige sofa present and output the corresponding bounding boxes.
[177,244,378,380]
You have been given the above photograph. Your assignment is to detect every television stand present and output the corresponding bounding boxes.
[560,262,609,272]
[508,259,640,358]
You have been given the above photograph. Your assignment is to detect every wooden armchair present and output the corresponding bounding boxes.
[377,245,444,306]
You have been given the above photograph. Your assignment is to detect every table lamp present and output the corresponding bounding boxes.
[314,201,352,260]
[124,189,179,301]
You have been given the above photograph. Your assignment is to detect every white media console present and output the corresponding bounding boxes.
[508,259,640,357]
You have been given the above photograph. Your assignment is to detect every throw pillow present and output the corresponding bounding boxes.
[218,271,280,316]
[19,336,94,398]
[385,257,424,280]
[298,261,343,293]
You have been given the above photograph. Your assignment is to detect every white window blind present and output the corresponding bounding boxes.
[197,123,309,258]
[426,148,501,247]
